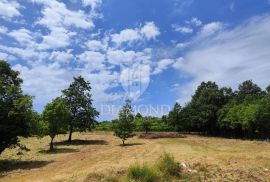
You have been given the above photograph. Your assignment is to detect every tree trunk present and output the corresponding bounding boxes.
[122,140,125,146]
[50,137,54,151]
[68,126,73,142]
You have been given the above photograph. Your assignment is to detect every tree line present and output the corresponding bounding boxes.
[98,81,270,140]
[166,81,270,139]
[1,59,270,153]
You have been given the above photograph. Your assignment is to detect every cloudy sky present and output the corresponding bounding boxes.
[1,0,270,120]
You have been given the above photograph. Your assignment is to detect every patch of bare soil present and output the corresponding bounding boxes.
[138,132,186,139]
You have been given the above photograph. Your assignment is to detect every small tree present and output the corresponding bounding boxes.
[114,100,134,145]
[141,118,151,134]
[62,76,99,142]
[43,97,70,150]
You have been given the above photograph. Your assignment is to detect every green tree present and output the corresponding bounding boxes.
[113,100,134,145]
[62,76,99,142]
[189,81,226,135]
[237,80,263,102]
[141,118,151,134]
[43,97,70,150]
[167,103,182,132]
[0,60,34,154]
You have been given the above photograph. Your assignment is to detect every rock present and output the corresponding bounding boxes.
[264,168,269,172]
[180,162,187,169]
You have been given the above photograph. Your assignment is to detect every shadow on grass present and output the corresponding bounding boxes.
[54,139,108,146]
[38,147,79,154]
[119,143,144,147]
[0,159,52,176]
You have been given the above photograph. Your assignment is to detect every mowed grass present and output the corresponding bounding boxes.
[0,132,270,182]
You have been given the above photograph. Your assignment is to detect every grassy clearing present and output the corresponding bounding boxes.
[0,132,270,182]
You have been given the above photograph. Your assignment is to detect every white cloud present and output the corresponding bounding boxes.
[107,49,137,65]
[85,40,106,51]
[200,22,223,36]
[140,22,160,40]
[8,28,33,44]
[0,26,8,34]
[13,62,74,107]
[39,27,75,49]
[49,50,74,63]
[174,15,270,104]
[82,0,102,9]
[111,29,141,45]
[0,0,21,19]
[0,52,16,61]
[173,25,193,33]
[186,17,202,27]
[34,0,95,29]
[153,59,174,75]
[111,22,160,45]
[78,51,105,71]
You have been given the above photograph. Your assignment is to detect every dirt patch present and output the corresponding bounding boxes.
[138,132,186,139]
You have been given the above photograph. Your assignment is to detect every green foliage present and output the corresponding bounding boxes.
[126,163,158,182]
[95,121,113,131]
[113,100,134,145]
[141,118,151,134]
[0,60,34,153]
[62,76,99,142]
[156,153,179,177]
[43,97,70,150]
[167,103,182,132]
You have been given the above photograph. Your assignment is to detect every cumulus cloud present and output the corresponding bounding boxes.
[174,15,270,104]
[111,22,160,45]
[8,28,34,45]
[85,40,107,51]
[140,22,160,40]
[49,50,74,63]
[0,0,21,19]
[13,62,74,107]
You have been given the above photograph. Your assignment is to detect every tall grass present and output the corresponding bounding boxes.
[156,152,179,177]
[126,163,159,182]
[125,153,180,182]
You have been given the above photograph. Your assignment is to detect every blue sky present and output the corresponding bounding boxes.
[1,0,270,120]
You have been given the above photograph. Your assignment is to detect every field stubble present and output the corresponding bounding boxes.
[0,132,270,182]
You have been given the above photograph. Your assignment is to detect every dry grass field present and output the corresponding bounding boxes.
[0,132,270,182]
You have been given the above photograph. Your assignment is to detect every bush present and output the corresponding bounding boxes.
[126,163,159,182]
[156,153,179,177]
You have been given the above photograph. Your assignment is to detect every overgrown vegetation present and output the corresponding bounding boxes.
[102,153,181,182]
[167,80,270,139]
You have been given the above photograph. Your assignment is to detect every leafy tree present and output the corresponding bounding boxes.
[62,76,99,142]
[255,94,270,138]
[141,118,151,134]
[167,103,182,132]
[189,81,227,135]
[237,80,263,102]
[113,100,134,145]
[0,60,34,154]
[43,97,70,150]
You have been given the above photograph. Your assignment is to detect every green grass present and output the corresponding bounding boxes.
[126,163,159,182]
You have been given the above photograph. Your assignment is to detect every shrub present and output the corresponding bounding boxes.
[126,163,158,182]
[156,153,179,177]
